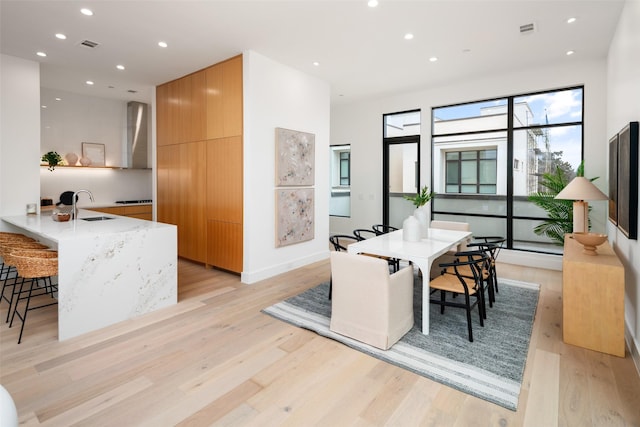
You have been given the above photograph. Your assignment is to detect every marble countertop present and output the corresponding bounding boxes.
[2,209,172,243]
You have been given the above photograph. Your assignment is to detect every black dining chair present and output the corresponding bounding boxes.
[372,224,399,235]
[328,234,361,300]
[430,252,488,342]
[353,228,399,272]
[468,236,505,296]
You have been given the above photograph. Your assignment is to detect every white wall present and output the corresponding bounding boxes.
[0,55,41,221]
[40,168,152,207]
[40,87,153,206]
[40,88,127,167]
[606,0,640,371]
[241,50,331,284]
[330,57,608,271]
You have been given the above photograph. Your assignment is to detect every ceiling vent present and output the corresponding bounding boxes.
[127,89,138,94]
[79,39,99,48]
[519,23,536,34]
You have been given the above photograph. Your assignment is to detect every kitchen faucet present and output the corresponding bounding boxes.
[72,189,95,220]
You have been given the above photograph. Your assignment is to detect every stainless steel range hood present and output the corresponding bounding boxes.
[126,101,149,169]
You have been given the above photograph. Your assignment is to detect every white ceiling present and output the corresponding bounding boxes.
[0,0,625,105]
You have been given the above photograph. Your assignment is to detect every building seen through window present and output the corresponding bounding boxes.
[432,87,583,254]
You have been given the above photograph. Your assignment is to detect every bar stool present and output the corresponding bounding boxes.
[8,249,58,344]
[1,241,50,323]
[1,233,35,280]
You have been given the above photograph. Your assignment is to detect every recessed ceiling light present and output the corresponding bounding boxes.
[566,50,575,56]
[86,80,94,85]
[567,17,576,24]
[429,57,438,62]
[368,0,379,7]
[312,61,320,66]
[36,51,47,57]
[116,64,125,70]
[158,41,168,48]
[55,97,62,101]
[55,33,67,40]
[41,105,47,109]
[404,33,414,40]
[80,8,93,16]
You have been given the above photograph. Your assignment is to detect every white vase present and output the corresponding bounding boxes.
[79,156,92,166]
[65,152,78,166]
[402,215,421,242]
[413,206,429,238]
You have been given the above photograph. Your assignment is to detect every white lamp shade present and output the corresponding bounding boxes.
[555,177,608,201]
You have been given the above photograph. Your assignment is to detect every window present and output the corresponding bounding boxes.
[445,149,497,194]
[432,87,584,254]
[330,145,351,217]
[339,151,350,185]
[383,111,421,227]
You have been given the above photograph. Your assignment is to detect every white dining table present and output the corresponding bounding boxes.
[347,228,472,334]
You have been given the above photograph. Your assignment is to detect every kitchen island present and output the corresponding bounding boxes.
[2,209,177,340]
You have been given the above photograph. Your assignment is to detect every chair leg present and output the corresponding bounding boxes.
[464,293,474,342]
[328,277,332,300]
[440,291,445,314]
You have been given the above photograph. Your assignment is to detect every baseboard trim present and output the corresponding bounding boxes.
[625,323,640,376]
[499,249,563,271]
[241,250,329,284]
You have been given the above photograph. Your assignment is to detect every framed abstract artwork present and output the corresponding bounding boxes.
[616,121,638,239]
[82,142,105,166]
[275,188,314,247]
[275,127,315,186]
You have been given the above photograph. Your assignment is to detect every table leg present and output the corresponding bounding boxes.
[411,259,431,334]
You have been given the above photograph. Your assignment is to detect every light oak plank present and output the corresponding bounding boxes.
[1,259,638,426]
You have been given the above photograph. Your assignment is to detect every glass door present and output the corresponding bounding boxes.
[384,139,420,227]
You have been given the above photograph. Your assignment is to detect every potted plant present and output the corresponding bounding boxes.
[41,151,63,171]
[528,161,598,245]
[404,186,435,207]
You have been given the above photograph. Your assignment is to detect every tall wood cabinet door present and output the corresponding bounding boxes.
[156,145,180,225]
[222,55,243,138]
[156,83,170,147]
[206,55,243,139]
[157,143,207,263]
[188,70,207,143]
[205,64,224,139]
[206,136,243,223]
[167,79,181,146]
[177,141,207,263]
[207,220,242,273]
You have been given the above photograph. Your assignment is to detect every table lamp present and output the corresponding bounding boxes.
[555,177,608,233]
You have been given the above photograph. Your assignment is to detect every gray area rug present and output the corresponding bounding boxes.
[262,276,540,411]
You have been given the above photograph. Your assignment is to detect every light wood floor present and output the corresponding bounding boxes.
[1,259,639,426]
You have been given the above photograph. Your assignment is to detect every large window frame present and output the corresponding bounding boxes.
[431,86,584,254]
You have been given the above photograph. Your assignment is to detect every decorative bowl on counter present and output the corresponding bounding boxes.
[52,212,71,222]
[572,232,607,255]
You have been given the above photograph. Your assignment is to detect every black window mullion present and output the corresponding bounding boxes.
[506,97,514,249]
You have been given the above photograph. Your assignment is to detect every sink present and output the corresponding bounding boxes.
[81,216,116,222]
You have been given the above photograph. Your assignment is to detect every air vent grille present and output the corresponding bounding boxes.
[127,89,138,94]
[519,23,536,34]
[80,39,99,48]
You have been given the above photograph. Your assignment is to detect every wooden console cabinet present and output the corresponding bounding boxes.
[562,234,625,357]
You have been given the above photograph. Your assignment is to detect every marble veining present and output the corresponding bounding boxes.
[2,209,177,340]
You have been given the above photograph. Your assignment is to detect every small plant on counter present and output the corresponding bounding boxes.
[404,186,435,207]
[41,151,63,171]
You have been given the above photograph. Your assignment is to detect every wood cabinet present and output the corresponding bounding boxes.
[88,205,152,221]
[156,55,243,272]
[157,141,207,263]
[156,70,207,147]
[562,234,625,357]
[206,56,243,139]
